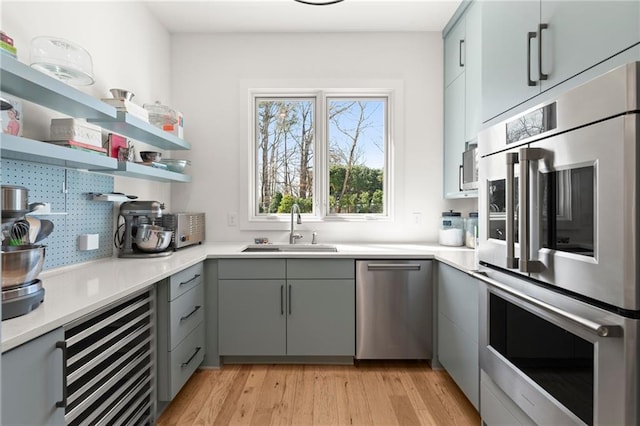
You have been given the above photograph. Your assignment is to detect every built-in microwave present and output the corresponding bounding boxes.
[461,145,478,190]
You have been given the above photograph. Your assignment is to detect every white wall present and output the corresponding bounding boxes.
[1,1,173,207]
[171,32,476,243]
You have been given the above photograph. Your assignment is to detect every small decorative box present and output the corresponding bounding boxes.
[1,93,23,137]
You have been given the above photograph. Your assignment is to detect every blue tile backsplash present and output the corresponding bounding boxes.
[2,159,114,269]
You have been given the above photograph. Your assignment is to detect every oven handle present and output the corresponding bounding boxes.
[519,147,544,273]
[506,152,519,269]
[472,271,622,338]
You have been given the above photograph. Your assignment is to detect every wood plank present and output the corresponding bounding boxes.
[250,365,289,426]
[344,365,376,425]
[226,365,269,426]
[360,367,399,426]
[311,366,339,426]
[179,365,240,425]
[389,395,422,426]
[271,365,300,426]
[291,365,315,425]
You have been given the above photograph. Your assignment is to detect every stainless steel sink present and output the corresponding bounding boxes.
[242,244,338,253]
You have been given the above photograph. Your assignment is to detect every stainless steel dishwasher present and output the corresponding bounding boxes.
[355,260,432,359]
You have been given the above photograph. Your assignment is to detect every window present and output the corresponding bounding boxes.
[252,92,389,220]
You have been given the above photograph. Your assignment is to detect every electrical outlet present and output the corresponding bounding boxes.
[227,212,238,227]
[412,212,422,225]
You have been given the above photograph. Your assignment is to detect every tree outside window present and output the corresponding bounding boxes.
[254,94,388,218]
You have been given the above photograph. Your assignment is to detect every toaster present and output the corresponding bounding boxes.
[162,212,205,249]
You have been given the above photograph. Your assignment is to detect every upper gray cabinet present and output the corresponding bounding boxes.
[444,18,466,88]
[443,1,481,199]
[482,0,640,123]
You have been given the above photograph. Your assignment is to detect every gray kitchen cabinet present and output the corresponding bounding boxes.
[482,0,640,122]
[444,15,466,88]
[157,262,205,401]
[218,258,355,357]
[287,259,355,356]
[436,262,479,409]
[219,279,287,355]
[1,327,65,425]
[443,1,481,199]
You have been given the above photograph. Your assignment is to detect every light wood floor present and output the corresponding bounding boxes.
[157,361,480,426]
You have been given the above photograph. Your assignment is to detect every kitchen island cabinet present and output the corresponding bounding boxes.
[436,262,479,409]
[1,327,65,425]
[218,258,355,358]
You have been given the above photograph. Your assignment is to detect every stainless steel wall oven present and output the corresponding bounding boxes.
[476,62,640,425]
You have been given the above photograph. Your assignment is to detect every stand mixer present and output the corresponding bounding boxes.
[116,201,173,258]
[1,185,47,320]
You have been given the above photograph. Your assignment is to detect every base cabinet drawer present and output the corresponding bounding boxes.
[168,283,204,350]
[158,322,205,401]
[168,262,203,300]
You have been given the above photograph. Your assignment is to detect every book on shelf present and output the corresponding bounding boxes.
[0,31,14,46]
[104,133,128,158]
[46,139,108,154]
[0,41,16,55]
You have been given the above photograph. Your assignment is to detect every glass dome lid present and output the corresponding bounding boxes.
[30,36,94,86]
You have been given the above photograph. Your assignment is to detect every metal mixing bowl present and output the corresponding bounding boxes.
[140,151,162,162]
[109,88,134,101]
[134,228,172,252]
[1,244,46,288]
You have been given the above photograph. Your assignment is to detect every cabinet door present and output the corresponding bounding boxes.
[541,0,640,91]
[464,1,482,142]
[286,279,355,356]
[437,263,479,409]
[218,279,286,356]
[482,1,540,122]
[2,328,65,425]
[444,17,466,87]
[444,74,466,198]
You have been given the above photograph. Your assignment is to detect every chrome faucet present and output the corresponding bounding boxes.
[289,203,303,244]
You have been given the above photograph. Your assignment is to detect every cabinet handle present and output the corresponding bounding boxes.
[537,23,549,81]
[458,165,464,192]
[180,305,201,322]
[367,263,422,271]
[527,31,537,86]
[459,39,465,67]
[288,285,292,315]
[280,284,284,315]
[181,347,202,368]
[179,274,201,287]
[55,341,68,408]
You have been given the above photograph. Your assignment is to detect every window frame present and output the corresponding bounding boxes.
[243,84,397,229]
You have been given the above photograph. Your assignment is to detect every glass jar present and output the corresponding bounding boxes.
[465,212,478,248]
[439,210,464,246]
[143,101,177,130]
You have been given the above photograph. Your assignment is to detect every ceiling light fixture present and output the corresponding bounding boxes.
[293,0,345,5]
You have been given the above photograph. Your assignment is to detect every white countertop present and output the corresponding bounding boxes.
[2,242,476,352]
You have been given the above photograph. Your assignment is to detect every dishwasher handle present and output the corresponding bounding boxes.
[366,263,422,271]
